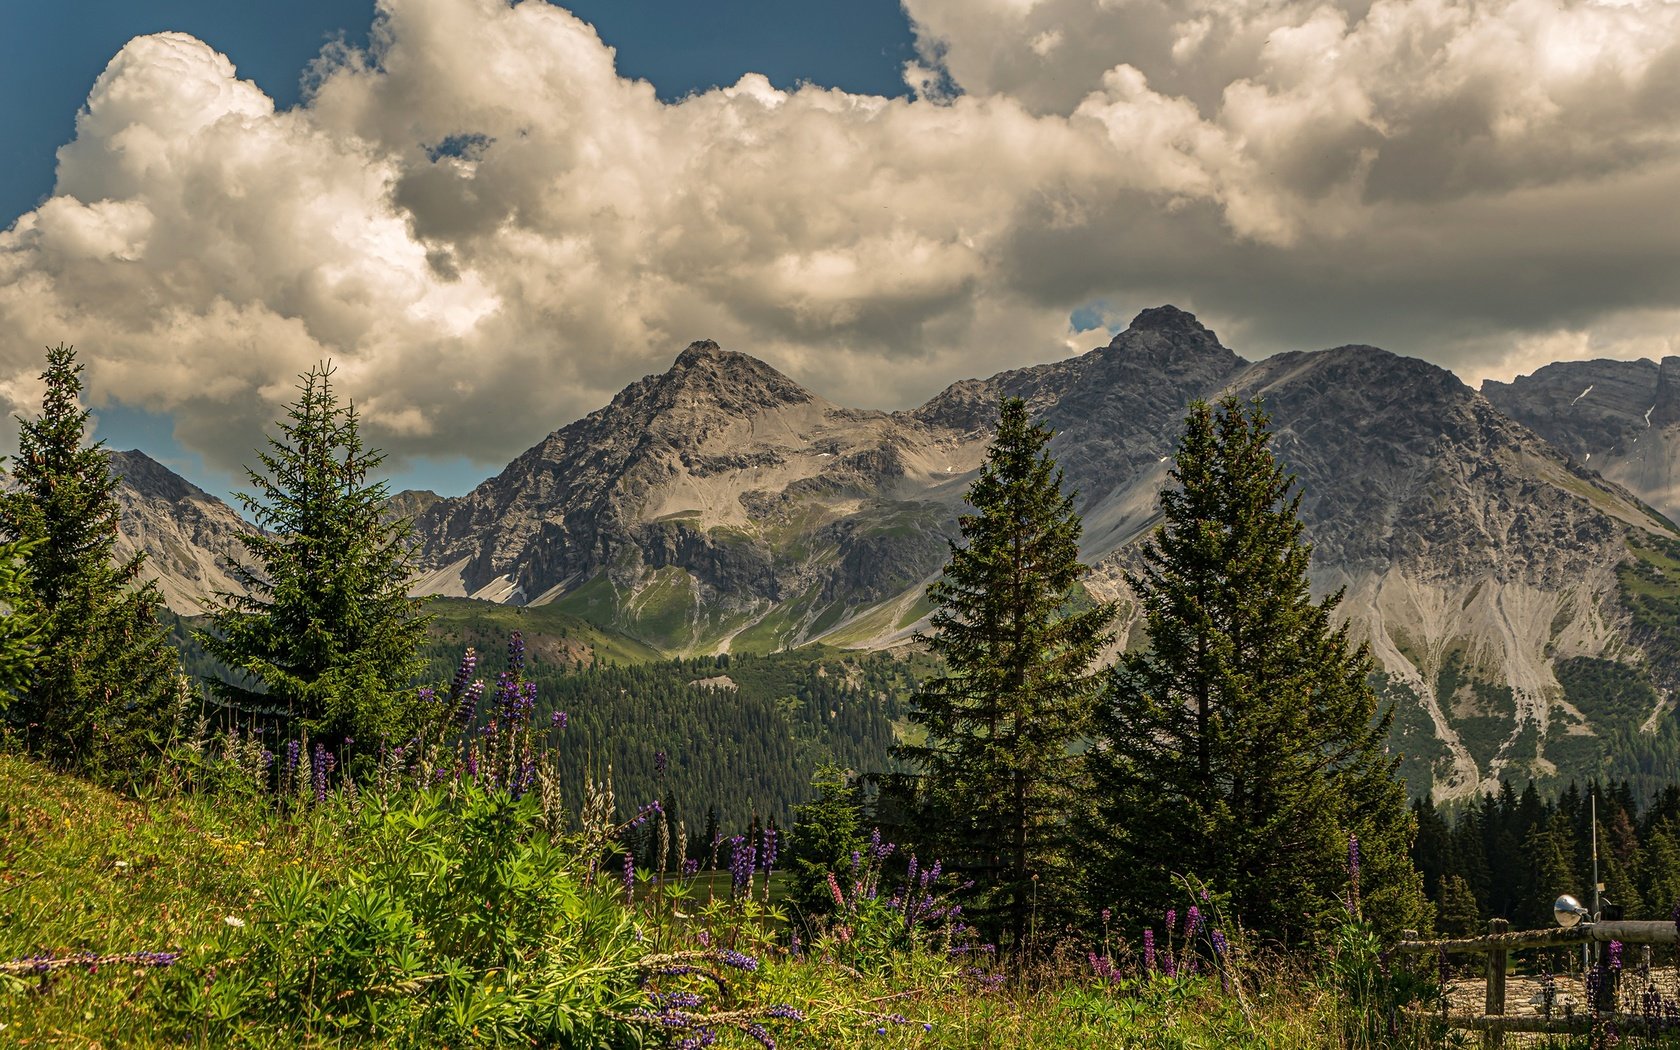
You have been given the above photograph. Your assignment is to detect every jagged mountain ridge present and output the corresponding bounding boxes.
[398,307,1678,799]
[108,449,250,614]
[110,309,1680,799]
[1483,357,1680,525]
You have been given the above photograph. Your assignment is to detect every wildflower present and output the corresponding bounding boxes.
[507,631,525,676]
[456,679,484,729]
[624,854,636,904]
[312,742,333,803]
[1185,904,1201,939]
[655,749,668,776]
[1143,927,1156,972]
[730,836,757,899]
[715,948,759,971]
[552,710,568,728]
[448,647,479,701]
[223,915,246,928]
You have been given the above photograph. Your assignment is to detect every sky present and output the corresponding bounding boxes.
[2,0,1679,503]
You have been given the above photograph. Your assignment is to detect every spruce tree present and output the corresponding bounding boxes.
[1089,396,1425,941]
[786,765,867,921]
[895,397,1115,949]
[0,345,181,777]
[200,363,430,746]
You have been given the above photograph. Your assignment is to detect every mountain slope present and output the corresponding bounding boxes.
[1483,357,1680,525]
[104,310,1680,800]
[109,450,249,615]
[402,308,1680,799]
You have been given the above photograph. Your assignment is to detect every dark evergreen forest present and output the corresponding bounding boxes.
[1412,778,1680,932]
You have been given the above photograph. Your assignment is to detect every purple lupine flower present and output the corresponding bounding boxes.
[1101,908,1112,927]
[448,647,479,701]
[715,948,759,971]
[742,1022,774,1049]
[623,854,635,904]
[417,686,437,706]
[652,991,705,1010]
[1143,928,1156,972]
[654,749,668,776]
[285,739,300,777]
[729,836,756,898]
[312,742,332,802]
[1185,905,1201,939]
[761,826,777,871]
[1164,909,1177,940]
[492,671,517,722]
[1610,940,1623,972]
[765,1005,804,1020]
[551,710,568,729]
[507,631,525,676]
[682,858,699,877]
[457,680,484,729]
[507,678,534,719]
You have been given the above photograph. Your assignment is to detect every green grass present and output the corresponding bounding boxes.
[0,754,354,1045]
[1,754,1416,1048]
[425,595,663,667]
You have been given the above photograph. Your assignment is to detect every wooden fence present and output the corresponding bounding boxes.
[1395,919,1679,1047]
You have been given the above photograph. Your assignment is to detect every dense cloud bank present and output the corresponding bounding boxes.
[2,0,1678,471]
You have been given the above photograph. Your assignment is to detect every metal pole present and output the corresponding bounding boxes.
[1591,789,1600,920]
[1590,788,1601,975]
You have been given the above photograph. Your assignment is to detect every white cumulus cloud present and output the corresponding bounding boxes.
[1,0,1678,479]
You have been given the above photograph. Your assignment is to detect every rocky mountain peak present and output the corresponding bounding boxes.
[107,450,251,614]
[1126,304,1212,339]
[653,340,815,411]
[109,449,213,505]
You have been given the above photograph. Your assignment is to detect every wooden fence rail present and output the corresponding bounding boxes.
[1395,918,1680,1048]
[1395,920,1678,956]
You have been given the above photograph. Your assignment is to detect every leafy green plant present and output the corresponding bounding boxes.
[161,783,653,1045]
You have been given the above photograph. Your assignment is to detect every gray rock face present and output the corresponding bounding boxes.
[107,308,1680,797]
[1483,357,1680,525]
[109,450,251,614]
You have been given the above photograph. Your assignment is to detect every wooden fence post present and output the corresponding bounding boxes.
[1484,918,1509,1050]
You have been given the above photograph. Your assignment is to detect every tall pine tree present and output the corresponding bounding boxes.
[201,363,430,746]
[1089,396,1424,941]
[895,397,1115,950]
[0,345,181,778]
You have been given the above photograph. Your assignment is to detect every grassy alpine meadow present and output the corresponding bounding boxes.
[0,628,1441,1050]
[0,743,1438,1049]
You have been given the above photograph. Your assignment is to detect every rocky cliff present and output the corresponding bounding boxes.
[109,449,250,614]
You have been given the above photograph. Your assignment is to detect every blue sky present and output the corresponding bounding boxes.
[0,0,919,502]
[2,0,1677,510]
